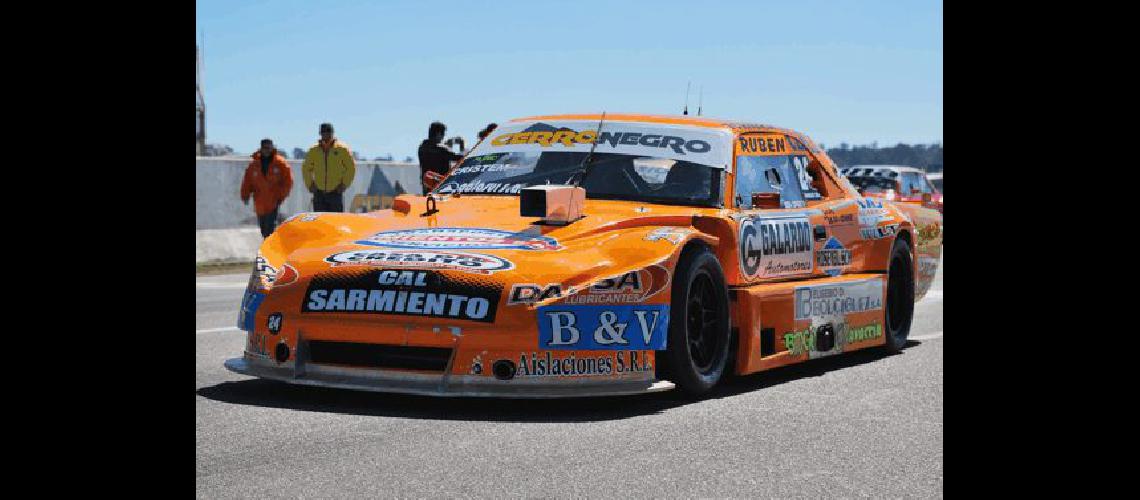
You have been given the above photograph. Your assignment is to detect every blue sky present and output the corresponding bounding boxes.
[196,0,941,159]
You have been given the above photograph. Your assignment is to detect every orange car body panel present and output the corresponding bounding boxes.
[231,114,942,396]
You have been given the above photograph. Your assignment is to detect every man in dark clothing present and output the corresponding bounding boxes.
[417,121,464,195]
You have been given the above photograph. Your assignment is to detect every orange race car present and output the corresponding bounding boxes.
[841,165,943,214]
[226,113,943,397]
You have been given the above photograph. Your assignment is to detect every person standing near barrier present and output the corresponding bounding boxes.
[418,121,464,194]
[302,122,356,211]
[241,138,294,238]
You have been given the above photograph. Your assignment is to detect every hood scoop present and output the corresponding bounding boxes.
[520,185,585,226]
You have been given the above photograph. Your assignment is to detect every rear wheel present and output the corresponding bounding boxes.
[883,237,916,352]
[658,245,730,396]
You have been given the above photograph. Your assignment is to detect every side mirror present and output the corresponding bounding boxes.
[752,192,782,209]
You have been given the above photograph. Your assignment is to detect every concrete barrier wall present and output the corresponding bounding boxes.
[196,156,422,230]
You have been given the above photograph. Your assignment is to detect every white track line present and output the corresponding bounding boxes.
[910,331,943,341]
[197,326,241,334]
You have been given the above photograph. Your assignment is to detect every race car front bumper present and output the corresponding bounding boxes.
[223,355,675,399]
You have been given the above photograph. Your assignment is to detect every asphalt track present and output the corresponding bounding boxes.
[197,256,943,498]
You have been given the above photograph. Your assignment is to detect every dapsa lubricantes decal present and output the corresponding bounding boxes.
[508,265,672,306]
[355,228,562,251]
[325,249,514,275]
[302,269,503,323]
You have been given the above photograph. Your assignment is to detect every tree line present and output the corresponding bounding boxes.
[201,143,413,162]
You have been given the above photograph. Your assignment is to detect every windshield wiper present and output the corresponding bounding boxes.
[569,112,606,187]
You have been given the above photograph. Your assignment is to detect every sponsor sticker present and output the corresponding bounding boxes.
[255,255,278,286]
[284,213,320,223]
[267,312,282,334]
[469,121,733,170]
[303,269,502,323]
[817,237,852,277]
[783,320,883,358]
[856,198,888,226]
[736,133,789,156]
[512,350,655,378]
[537,304,669,350]
[273,264,300,287]
[237,289,265,332]
[738,216,814,279]
[247,330,271,358]
[644,227,691,245]
[508,265,671,306]
[860,224,898,240]
[917,223,942,249]
[823,211,856,225]
[325,249,513,275]
[356,227,562,251]
[793,278,884,321]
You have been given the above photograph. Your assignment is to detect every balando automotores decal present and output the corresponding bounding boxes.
[303,269,502,323]
[738,216,814,279]
[325,249,513,274]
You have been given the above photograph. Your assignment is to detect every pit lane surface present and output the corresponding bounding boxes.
[197,257,943,498]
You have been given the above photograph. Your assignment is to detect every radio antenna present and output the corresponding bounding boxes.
[571,112,607,188]
[683,81,690,115]
[697,85,703,116]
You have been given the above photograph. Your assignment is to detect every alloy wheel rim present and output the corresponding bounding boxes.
[686,271,721,373]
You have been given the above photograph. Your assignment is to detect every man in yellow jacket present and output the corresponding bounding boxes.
[302,122,356,212]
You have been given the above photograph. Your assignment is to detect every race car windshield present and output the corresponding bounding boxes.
[845,176,898,193]
[435,151,722,207]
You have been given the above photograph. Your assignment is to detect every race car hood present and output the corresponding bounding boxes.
[256,195,717,325]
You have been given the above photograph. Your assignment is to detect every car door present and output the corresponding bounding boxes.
[732,132,839,284]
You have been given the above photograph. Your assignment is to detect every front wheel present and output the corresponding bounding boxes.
[658,244,731,397]
[883,237,916,352]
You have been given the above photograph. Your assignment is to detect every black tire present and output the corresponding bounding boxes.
[658,244,731,396]
[883,237,916,353]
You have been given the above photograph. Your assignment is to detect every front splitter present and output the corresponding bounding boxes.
[224,357,675,399]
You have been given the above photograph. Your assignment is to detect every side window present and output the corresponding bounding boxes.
[734,155,805,209]
[791,155,822,201]
[921,177,935,194]
[900,172,924,194]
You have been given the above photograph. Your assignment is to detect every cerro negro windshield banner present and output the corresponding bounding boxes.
[471,120,734,170]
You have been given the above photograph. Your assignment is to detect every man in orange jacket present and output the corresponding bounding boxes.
[241,138,294,238]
